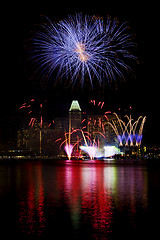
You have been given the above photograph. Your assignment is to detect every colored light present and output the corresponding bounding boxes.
[64,144,74,160]
[32,13,137,87]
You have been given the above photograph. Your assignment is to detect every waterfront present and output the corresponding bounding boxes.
[0,159,160,240]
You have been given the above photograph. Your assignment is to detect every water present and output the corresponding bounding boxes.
[0,159,160,240]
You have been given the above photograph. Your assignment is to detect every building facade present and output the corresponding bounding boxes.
[17,100,119,156]
[87,113,118,147]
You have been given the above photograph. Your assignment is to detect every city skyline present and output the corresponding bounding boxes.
[15,100,146,160]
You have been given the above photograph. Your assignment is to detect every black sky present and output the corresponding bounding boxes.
[1,1,159,145]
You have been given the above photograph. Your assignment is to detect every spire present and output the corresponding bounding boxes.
[69,100,81,112]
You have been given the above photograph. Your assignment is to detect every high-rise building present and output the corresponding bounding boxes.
[87,113,118,146]
[69,100,82,149]
[17,119,41,155]
[69,100,82,129]
[17,100,120,157]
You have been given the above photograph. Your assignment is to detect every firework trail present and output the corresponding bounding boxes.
[56,128,104,160]
[19,99,54,128]
[107,113,146,146]
[32,13,137,87]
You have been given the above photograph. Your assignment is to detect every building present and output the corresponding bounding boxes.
[17,119,41,155]
[17,100,120,157]
[87,113,118,146]
[69,100,82,147]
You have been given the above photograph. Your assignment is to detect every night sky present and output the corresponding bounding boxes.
[1,1,159,146]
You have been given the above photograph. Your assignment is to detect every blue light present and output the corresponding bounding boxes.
[32,13,137,87]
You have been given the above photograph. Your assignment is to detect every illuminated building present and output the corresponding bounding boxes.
[17,119,41,155]
[17,120,59,156]
[17,100,145,158]
[69,100,81,134]
[17,101,119,157]
[69,100,82,156]
[69,100,82,130]
[87,113,118,146]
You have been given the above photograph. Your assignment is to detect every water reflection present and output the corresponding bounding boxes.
[45,161,148,240]
[80,165,113,239]
[0,161,150,239]
[18,163,45,238]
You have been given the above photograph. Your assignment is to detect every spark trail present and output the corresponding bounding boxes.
[32,13,137,87]
[107,114,146,146]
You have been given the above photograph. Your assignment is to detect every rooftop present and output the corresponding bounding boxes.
[69,100,81,112]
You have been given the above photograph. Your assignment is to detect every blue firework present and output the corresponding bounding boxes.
[32,13,137,86]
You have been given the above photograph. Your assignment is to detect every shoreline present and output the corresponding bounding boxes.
[0,156,160,167]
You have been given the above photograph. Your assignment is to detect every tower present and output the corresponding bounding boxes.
[69,100,82,151]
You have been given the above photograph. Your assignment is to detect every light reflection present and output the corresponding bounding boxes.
[81,165,113,239]
[15,161,148,239]
[62,163,148,239]
[18,163,45,237]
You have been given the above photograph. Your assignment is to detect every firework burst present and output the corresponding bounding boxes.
[32,13,137,87]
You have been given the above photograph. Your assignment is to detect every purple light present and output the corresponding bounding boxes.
[80,146,97,160]
[64,144,73,160]
[117,134,143,146]
[32,13,137,87]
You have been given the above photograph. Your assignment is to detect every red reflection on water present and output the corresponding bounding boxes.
[55,162,148,239]
[80,165,113,239]
[16,161,148,240]
[18,163,45,236]
[54,162,114,238]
